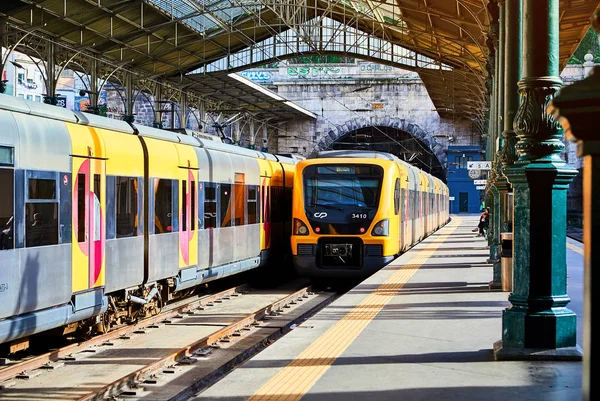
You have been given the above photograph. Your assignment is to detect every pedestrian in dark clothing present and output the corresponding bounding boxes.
[477,208,489,237]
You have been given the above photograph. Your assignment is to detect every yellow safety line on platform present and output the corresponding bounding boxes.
[247,217,463,401]
[567,242,583,256]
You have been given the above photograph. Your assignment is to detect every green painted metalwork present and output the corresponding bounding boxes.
[498,0,581,357]
[549,10,600,391]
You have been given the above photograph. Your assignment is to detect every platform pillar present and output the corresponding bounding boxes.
[548,11,600,399]
[494,0,522,289]
[179,92,187,129]
[124,72,135,123]
[494,0,581,359]
[486,1,503,288]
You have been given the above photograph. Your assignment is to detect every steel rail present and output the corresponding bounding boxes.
[75,286,312,401]
[0,284,250,384]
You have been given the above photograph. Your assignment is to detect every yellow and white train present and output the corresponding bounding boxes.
[291,150,449,278]
[0,94,295,349]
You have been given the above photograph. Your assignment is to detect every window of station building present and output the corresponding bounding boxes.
[220,183,232,228]
[234,174,245,226]
[455,155,473,169]
[247,186,258,225]
[25,176,59,248]
[0,168,14,251]
[204,183,217,229]
[154,179,173,234]
[116,177,138,238]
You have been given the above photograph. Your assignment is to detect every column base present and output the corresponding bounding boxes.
[488,279,502,290]
[493,340,582,361]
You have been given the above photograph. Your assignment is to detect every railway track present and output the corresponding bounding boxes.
[0,280,336,401]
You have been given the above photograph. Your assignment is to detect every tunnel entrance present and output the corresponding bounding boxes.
[330,126,446,182]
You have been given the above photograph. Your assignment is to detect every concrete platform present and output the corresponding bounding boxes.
[191,214,585,401]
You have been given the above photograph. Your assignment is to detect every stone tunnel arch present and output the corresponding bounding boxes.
[310,118,448,182]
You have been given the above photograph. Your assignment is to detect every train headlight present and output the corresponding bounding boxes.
[372,219,389,236]
[294,218,309,235]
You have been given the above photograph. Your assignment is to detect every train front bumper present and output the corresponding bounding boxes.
[292,241,396,278]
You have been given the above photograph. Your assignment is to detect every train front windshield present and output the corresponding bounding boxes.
[304,165,383,209]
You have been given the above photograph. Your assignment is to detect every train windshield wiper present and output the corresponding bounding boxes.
[312,202,344,211]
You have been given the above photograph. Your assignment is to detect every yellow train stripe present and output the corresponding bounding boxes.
[567,242,583,256]
[247,217,463,401]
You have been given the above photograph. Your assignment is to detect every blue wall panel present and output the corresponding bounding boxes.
[445,146,485,214]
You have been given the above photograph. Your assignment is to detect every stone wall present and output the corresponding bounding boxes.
[240,62,480,163]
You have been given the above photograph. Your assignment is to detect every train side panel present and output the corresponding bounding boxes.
[93,127,145,294]
[0,111,73,321]
[142,136,180,283]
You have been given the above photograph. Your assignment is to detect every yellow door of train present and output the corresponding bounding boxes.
[176,143,198,271]
[68,123,107,292]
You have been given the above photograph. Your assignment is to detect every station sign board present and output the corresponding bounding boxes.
[473,180,487,185]
[475,185,486,190]
[449,196,455,201]
[55,96,67,108]
[467,161,492,170]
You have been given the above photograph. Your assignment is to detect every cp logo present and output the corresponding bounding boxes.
[313,212,328,219]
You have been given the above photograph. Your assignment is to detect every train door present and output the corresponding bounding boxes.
[260,174,271,253]
[72,154,106,292]
[179,168,197,269]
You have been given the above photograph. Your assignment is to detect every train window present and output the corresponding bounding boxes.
[394,179,400,215]
[77,174,86,242]
[182,180,187,232]
[116,177,137,238]
[191,181,196,231]
[154,179,173,234]
[247,186,257,224]
[204,183,217,229]
[220,184,232,228]
[29,178,56,200]
[0,146,13,166]
[234,174,245,226]
[304,164,383,208]
[25,203,58,247]
[0,169,14,250]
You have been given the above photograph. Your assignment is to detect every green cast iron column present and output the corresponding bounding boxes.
[550,62,600,401]
[493,0,522,290]
[487,1,504,286]
[495,0,581,358]
[549,12,600,396]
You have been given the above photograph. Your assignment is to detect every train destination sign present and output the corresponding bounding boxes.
[467,161,492,170]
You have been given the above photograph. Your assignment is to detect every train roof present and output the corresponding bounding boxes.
[0,93,79,123]
[306,149,445,185]
[310,150,399,161]
[0,94,297,164]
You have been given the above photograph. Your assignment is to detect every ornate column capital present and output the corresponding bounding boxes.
[513,76,564,162]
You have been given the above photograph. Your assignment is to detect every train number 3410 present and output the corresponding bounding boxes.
[351,213,367,219]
